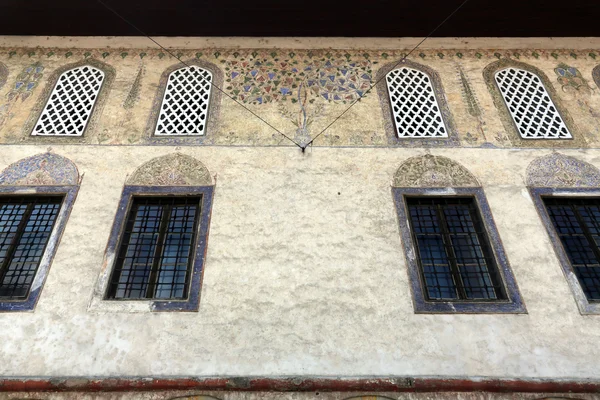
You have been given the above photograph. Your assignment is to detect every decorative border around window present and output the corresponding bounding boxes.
[145,59,223,145]
[483,59,581,148]
[89,153,214,312]
[391,154,524,313]
[393,187,525,313]
[0,153,80,312]
[90,186,213,312]
[22,59,115,143]
[526,152,600,314]
[375,59,458,147]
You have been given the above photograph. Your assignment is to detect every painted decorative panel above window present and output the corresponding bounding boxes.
[495,67,571,139]
[32,66,105,136]
[386,67,447,138]
[154,66,213,136]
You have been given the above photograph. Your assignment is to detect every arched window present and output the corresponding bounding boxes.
[495,67,571,139]
[154,66,213,136]
[32,65,104,136]
[385,67,447,138]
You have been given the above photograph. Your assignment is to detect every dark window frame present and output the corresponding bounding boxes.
[0,195,63,300]
[406,196,508,302]
[542,197,600,302]
[530,187,600,314]
[393,187,526,313]
[0,185,78,312]
[100,185,214,312]
[107,196,202,301]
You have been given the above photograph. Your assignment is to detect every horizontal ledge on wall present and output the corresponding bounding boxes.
[1,376,600,393]
[2,36,600,50]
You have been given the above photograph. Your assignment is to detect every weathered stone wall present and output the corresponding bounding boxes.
[0,38,599,386]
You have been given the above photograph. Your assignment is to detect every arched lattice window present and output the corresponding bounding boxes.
[155,66,213,136]
[495,67,571,139]
[386,67,447,138]
[32,66,105,136]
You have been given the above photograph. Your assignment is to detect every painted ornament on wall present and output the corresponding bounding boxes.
[554,64,592,97]
[0,62,44,129]
[554,63,600,122]
[224,53,373,143]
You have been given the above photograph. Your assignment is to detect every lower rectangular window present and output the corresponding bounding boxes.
[0,196,63,300]
[543,197,600,302]
[406,197,507,301]
[107,196,201,300]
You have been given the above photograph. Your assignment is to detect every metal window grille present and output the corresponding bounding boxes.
[406,197,506,301]
[154,66,213,136]
[0,196,62,299]
[495,67,571,139]
[386,67,448,138]
[544,197,600,301]
[32,66,105,136]
[107,196,201,300]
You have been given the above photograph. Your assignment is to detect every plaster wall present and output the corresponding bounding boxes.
[0,37,599,383]
[0,145,598,379]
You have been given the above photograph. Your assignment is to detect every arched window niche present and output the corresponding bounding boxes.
[483,59,580,147]
[146,59,223,143]
[391,154,525,313]
[25,59,115,139]
[90,153,214,313]
[376,59,458,147]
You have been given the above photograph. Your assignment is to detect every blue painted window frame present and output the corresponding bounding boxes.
[529,187,600,315]
[102,185,214,312]
[0,185,79,312]
[392,187,526,313]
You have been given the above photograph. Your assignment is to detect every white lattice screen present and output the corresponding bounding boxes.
[386,67,447,138]
[495,67,571,139]
[155,66,213,136]
[32,66,105,136]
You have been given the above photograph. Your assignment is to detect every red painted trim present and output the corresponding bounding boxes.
[411,377,600,393]
[1,376,600,393]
